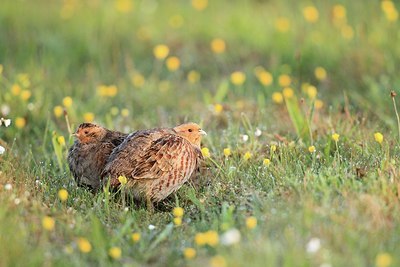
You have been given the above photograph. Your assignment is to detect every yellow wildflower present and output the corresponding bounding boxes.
[118,175,128,185]
[214,103,223,115]
[272,92,284,104]
[204,230,219,246]
[106,85,118,97]
[183,247,196,259]
[187,70,200,84]
[275,17,290,33]
[210,255,227,267]
[121,109,129,117]
[271,145,277,152]
[223,148,231,157]
[57,136,66,146]
[374,132,384,144]
[77,238,92,253]
[62,96,73,108]
[230,71,246,86]
[332,5,347,27]
[173,217,182,226]
[257,70,273,86]
[263,158,271,166]
[303,5,319,23]
[195,232,207,246]
[58,189,69,202]
[97,85,108,96]
[54,106,64,118]
[382,0,395,12]
[192,0,208,11]
[382,1,398,22]
[332,133,340,142]
[166,56,181,71]
[97,85,118,97]
[131,73,145,87]
[201,147,210,158]
[15,117,26,129]
[109,247,122,259]
[173,207,184,218]
[42,216,55,231]
[282,87,294,99]
[278,74,291,87]
[243,151,252,161]
[131,232,141,243]
[153,44,170,60]
[246,216,257,229]
[11,84,21,95]
[333,5,346,20]
[308,145,316,153]
[306,85,317,99]
[315,99,324,109]
[211,38,226,54]
[115,0,133,13]
[314,67,327,81]
[375,252,392,267]
[83,112,95,122]
[21,90,31,101]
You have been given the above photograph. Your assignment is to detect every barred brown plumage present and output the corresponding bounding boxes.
[67,123,128,191]
[102,122,206,205]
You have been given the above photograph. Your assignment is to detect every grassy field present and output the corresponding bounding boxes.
[1,0,400,266]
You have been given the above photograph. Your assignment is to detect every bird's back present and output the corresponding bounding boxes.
[103,127,202,201]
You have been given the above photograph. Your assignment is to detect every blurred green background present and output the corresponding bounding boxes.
[1,0,399,140]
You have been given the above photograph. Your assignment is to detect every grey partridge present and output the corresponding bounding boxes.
[102,122,206,206]
[67,123,128,191]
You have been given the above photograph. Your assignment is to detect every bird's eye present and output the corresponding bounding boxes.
[188,129,193,132]
[84,131,89,134]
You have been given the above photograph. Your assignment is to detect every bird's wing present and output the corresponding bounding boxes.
[103,128,176,181]
[130,134,186,180]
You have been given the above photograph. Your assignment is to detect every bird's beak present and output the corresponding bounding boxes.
[199,129,207,136]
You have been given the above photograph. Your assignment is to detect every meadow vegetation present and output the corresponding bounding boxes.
[1,0,400,266]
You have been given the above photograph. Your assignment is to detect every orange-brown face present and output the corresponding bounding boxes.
[174,122,206,147]
[74,123,106,144]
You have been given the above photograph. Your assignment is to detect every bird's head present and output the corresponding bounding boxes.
[73,123,107,144]
[173,122,207,147]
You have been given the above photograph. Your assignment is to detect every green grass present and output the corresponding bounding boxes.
[1,0,400,266]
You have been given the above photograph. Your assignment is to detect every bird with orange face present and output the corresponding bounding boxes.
[102,122,206,207]
[67,123,128,191]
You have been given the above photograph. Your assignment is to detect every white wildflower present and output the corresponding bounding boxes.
[4,183,12,191]
[254,128,262,137]
[14,198,21,205]
[148,224,156,230]
[220,228,241,246]
[0,118,11,127]
[1,105,10,116]
[0,145,5,155]
[306,237,321,254]
[241,134,249,142]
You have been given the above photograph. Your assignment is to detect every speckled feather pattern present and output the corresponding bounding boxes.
[68,130,127,191]
[103,128,203,202]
